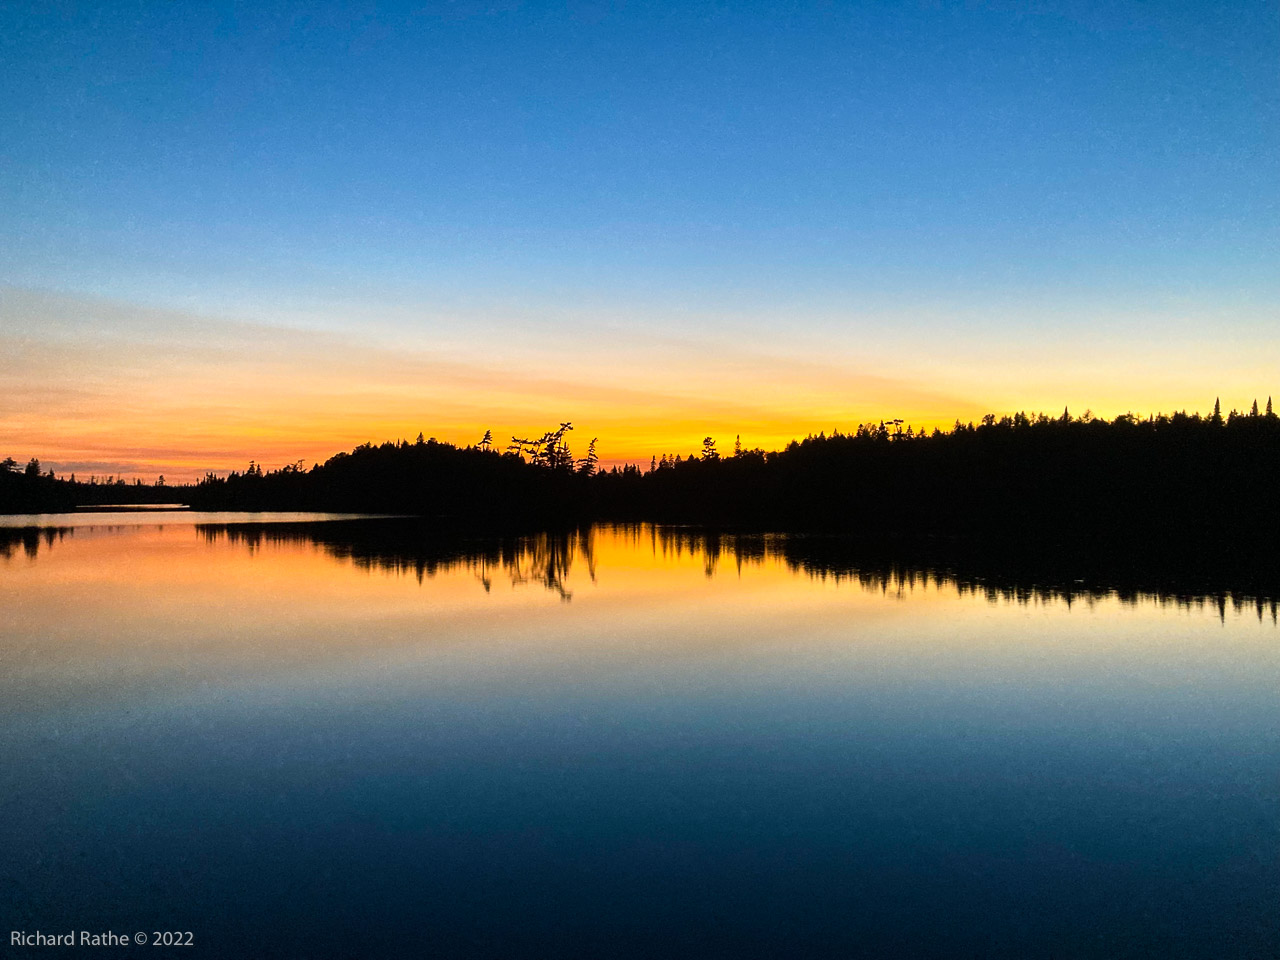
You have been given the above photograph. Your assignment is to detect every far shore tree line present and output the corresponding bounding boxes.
[3,399,1279,551]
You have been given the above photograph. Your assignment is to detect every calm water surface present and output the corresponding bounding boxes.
[1,516,1276,958]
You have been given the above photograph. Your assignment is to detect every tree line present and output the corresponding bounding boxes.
[0,455,177,513]
[4,401,1279,556]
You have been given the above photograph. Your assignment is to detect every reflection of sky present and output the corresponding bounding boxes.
[2,521,1277,956]
[3,522,1275,720]
[2,2,1278,478]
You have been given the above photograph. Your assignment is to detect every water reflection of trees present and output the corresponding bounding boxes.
[0,526,74,561]
[7,521,1277,623]
[194,521,1280,621]
[645,526,1280,624]
[196,523,596,602]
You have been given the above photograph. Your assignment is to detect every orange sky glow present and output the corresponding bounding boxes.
[4,286,1277,482]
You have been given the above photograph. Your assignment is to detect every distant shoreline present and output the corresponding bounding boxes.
[72,503,192,512]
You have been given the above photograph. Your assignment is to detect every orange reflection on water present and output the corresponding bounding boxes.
[2,521,1276,722]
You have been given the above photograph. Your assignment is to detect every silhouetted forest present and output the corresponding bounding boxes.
[597,403,1280,557]
[5,403,1280,559]
[0,455,185,513]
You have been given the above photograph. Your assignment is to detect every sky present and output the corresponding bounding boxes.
[2,0,1277,480]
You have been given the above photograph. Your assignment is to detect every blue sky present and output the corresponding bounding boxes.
[2,0,1278,475]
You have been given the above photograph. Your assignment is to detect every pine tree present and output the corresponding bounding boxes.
[1251,399,1259,417]
[577,438,599,474]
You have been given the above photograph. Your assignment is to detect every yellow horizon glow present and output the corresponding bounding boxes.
[4,286,1276,482]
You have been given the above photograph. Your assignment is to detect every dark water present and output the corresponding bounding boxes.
[2,516,1276,958]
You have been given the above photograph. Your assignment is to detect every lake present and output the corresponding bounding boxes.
[2,514,1276,958]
